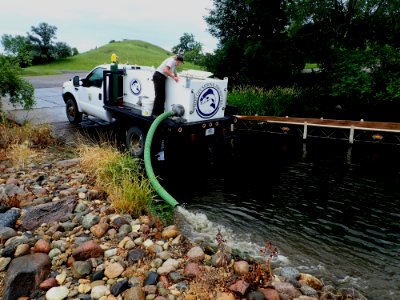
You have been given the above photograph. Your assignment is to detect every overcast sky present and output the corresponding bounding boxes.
[0,0,218,54]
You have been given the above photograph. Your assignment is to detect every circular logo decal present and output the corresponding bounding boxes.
[196,86,221,119]
[130,78,142,95]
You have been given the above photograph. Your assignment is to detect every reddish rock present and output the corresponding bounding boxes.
[39,277,58,290]
[228,279,250,295]
[272,281,302,299]
[260,288,280,300]
[6,178,20,185]
[99,216,109,224]
[184,262,202,278]
[102,206,115,215]
[67,256,75,267]
[90,223,109,238]
[158,275,169,288]
[140,224,150,233]
[72,240,104,260]
[34,239,51,254]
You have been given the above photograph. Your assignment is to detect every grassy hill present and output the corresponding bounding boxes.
[23,40,201,76]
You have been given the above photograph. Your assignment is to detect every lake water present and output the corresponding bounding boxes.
[155,132,400,300]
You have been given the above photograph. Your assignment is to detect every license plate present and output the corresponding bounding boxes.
[205,128,215,136]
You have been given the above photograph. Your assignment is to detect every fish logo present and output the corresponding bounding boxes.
[196,87,220,118]
[130,79,142,95]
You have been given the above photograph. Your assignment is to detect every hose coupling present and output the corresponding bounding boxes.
[171,104,185,117]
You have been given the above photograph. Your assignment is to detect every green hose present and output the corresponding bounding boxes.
[144,110,179,207]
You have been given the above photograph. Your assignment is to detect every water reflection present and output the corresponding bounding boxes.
[157,133,400,300]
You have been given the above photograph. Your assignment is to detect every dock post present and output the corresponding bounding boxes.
[349,126,355,144]
[302,142,307,158]
[347,146,352,164]
[303,122,308,140]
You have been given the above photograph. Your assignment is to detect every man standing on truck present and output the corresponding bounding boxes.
[152,54,184,116]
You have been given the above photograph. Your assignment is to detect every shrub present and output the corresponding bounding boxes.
[228,85,303,116]
[0,56,35,109]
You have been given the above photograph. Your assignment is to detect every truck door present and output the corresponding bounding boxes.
[78,67,112,121]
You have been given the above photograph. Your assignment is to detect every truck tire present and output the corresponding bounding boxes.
[66,97,82,124]
[126,126,145,157]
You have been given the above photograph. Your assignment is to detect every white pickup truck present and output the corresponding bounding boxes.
[61,61,237,159]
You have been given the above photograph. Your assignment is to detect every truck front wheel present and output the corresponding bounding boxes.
[66,97,82,124]
[126,126,145,158]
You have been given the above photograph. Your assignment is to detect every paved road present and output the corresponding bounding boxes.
[25,72,88,89]
[1,72,116,145]
[2,72,87,125]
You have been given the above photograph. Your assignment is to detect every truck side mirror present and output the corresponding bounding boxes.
[72,76,80,87]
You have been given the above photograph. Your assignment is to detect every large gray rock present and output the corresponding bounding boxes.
[2,253,51,300]
[20,196,76,231]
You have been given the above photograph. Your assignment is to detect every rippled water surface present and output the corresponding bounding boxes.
[156,133,400,300]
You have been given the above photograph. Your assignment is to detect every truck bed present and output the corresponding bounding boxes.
[104,102,236,133]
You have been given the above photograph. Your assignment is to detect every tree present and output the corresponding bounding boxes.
[1,34,32,67]
[53,42,72,60]
[286,0,400,69]
[205,0,302,87]
[286,0,400,118]
[172,33,202,54]
[0,56,35,110]
[172,33,204,64]
[183,43,204,65]
[72,47,79,56]
[26,22,58,64]
[3,22,76,65]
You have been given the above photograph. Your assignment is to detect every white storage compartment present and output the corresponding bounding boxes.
[122,66,155,110]
[165,70,228,123]
[121,67,228,122]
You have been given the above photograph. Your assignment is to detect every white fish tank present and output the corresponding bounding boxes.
[122,66,228,122]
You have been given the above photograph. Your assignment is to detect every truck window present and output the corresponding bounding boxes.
[86,67,105,88]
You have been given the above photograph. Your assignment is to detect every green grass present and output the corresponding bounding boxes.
[79,143,156,217]
[305,63,319,69]
[22,39,202,76]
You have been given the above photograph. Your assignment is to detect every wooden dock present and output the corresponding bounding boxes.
[235,115,400,145]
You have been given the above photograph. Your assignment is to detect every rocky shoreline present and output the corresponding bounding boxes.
[0,147,368,300]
